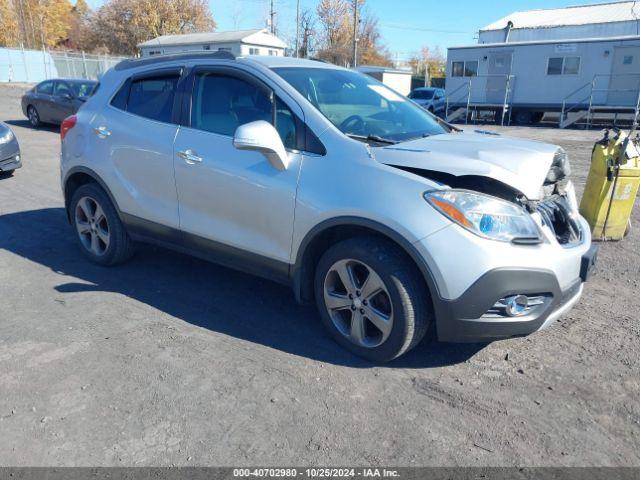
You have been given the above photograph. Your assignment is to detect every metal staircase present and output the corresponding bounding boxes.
[560,74,640,129]
[444,74,515,127]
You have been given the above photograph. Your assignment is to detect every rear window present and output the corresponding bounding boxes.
[37,81,53,94]
[127,75,178,123]
[111,73,179,123]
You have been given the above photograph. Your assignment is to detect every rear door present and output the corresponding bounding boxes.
[172,66,303,269]
[34,80,55,121]
[608,46,640,106]
[87,68,183,230]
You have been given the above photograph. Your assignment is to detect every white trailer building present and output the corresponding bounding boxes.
[356,66,413,96]
[445,1,640,127]
[138,29,287,58]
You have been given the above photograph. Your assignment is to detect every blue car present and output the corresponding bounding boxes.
[408,87,446,116]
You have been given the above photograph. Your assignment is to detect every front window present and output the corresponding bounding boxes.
[190,72,297,149]
[273,67,447,144]
[70,81,96,98]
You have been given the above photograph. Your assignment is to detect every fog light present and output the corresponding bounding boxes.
[504,295,529,317]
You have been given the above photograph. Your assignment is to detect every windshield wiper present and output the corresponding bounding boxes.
[346,134,398,145]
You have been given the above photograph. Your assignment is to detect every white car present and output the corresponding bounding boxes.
[60,53,597,362]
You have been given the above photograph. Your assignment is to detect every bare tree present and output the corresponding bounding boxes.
[298,7,316,58]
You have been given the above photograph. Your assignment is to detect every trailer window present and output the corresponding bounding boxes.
[563,57,580,74]
[547,58,563,75]
[547,56,580,75]
[464,61,478,77]
[452,62,464,77]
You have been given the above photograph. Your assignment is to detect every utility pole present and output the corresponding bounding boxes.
[295,0,300,57]
[352,0,358,68]
[270,0,276,35]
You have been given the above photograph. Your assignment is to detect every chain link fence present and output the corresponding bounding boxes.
[0,47,130,83]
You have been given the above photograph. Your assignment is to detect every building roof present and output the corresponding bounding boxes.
[450,33,640,50]
[138,29,287,49]
[356,65,412,75]
[481,1,640,31]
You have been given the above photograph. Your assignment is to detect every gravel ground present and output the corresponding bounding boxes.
[0,83,638,467]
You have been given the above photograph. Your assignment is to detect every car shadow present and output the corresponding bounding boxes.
[4,119,59,133]
[0,207,484,368]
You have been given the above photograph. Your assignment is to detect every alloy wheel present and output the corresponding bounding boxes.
[28,107,39,126]
[75,196,110,256]
[323,259,394,348]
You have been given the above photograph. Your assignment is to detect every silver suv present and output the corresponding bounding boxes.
[60,53,597,362]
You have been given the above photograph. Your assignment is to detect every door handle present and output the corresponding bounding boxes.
[93,126,111,138]
[177,149,203,164]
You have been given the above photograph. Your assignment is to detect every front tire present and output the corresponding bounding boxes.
[69,183,135,266]
[27,105,41,128]
[314,237,431,363]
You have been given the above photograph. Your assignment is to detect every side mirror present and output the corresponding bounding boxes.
[61,93,73,101]
[233,120,289,171]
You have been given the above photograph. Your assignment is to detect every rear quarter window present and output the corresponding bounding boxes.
[110,73,180,124]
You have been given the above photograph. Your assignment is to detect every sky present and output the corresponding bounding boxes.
[82,0,619,60]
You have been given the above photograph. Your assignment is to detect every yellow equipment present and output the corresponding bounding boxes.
[579,129,640,241]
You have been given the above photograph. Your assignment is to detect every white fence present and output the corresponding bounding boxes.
[0,47,129,83]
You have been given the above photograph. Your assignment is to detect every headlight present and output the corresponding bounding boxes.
[546,148,571,184]
[424,189,542,243]
[0,129,14,144]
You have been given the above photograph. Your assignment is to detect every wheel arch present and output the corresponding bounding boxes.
[63,167,122,223]
[291,216,442,307]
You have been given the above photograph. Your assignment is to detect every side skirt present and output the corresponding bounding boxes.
[121,213,292,287]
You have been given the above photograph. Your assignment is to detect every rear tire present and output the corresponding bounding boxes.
[513,110,534,125]
[314,236,431,363]
[69,183,135,266]
[27,105,41,128]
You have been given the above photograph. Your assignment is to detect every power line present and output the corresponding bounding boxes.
[381,22,473,35]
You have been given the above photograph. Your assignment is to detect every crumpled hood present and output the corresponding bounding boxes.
[373,131,560,199]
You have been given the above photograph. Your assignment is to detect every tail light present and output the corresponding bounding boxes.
[60,115,77,141]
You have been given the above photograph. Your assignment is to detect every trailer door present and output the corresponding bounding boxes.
[608,46,640,106]
[486,51,513,104]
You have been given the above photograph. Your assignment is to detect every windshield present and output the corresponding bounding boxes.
[410,90,434,100]
[70,82,96,98]
[273,67,448,143]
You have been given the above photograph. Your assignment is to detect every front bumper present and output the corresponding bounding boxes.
[434,268,586,342]
[0,148,21,172]
[414,215,596,343]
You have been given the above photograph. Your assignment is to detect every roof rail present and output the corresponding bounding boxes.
[114,50,236,71]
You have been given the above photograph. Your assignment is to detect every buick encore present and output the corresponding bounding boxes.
[60,53,597,362]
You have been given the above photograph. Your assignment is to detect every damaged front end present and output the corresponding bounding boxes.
[390,147,583,246]
[525,149,583,246]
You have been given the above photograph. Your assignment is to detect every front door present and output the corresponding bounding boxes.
[52,81,76,123]
[608,46,640,106]
[173,67,302,269]
[486,51,513,104]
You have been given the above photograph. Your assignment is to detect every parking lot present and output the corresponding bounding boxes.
[0,82,639,466]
